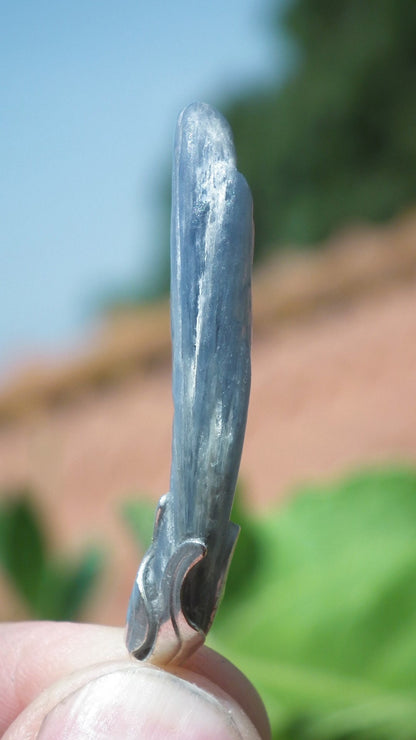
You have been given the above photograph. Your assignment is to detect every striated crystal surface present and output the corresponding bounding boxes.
[126,102,253,664]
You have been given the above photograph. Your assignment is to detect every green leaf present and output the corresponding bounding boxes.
[34,548,104,621]
[122,497,157,551]
[0,489,103,621]
[221,484,267,612]
[0,492,46,605]
[209,467,416,739]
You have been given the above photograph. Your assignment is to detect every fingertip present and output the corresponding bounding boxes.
[0,624,270,739]
[7,664,261,740]
[183,647,271,740]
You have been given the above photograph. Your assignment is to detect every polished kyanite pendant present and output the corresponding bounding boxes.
[126,102,253,666]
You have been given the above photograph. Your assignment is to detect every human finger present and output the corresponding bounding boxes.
[0,622,270,739]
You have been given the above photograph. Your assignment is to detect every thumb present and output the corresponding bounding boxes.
[4,660,263,739]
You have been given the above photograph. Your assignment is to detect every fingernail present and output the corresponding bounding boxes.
[38,665,247,739]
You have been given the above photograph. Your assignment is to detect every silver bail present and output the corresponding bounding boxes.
[126,102,253,666]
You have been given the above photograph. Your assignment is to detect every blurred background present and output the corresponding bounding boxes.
[1,0,416,737]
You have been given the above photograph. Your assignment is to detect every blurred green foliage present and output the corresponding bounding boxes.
[142,0,416,303]
[0,490,102,620]
[104,1,416,307]
[126,467,416,739]
[2,467,415,737]
[224,0,416,260]
[122,496,157,552]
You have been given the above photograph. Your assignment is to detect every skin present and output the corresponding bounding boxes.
[0,622,271,739]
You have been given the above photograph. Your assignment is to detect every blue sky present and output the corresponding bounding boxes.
[1,0,288,374]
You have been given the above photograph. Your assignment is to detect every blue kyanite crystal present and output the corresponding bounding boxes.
[126,102,253,665]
